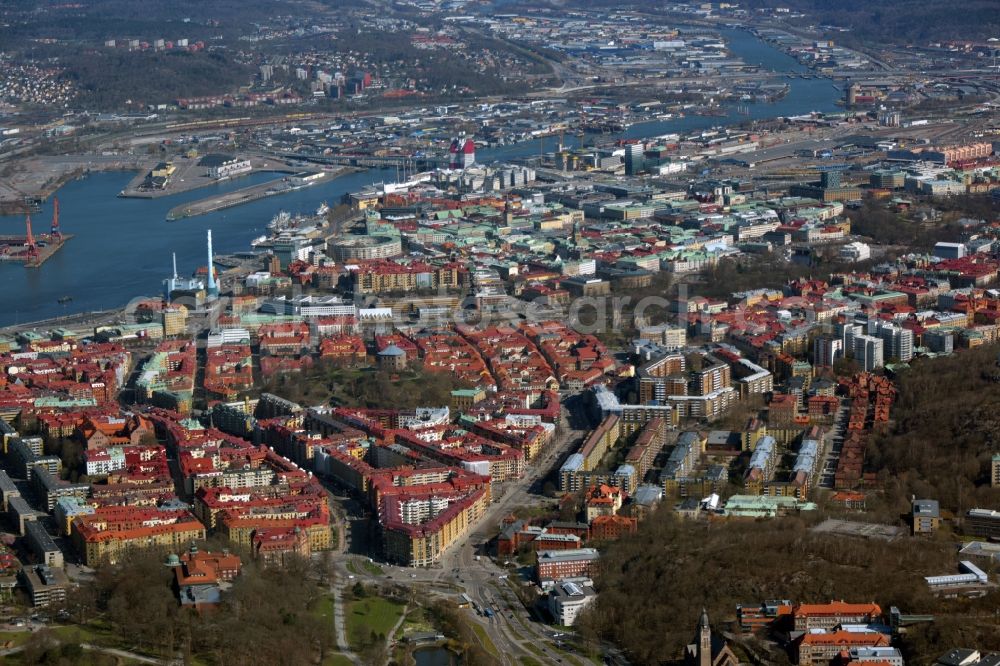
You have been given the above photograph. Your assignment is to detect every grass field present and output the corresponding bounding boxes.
[311,595,335,620]
[345,597,405,650]
[0,631,30,649]
[347,559,384,577]
[470,621,500,658]
[324,654,355,666]
[361,560,384,576]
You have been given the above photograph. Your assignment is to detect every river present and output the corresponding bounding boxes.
[0,29,841,328]
[478,28,840,162]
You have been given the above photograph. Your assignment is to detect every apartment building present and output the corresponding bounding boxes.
[536,548,600,582]
[72,506,206,566]
[19,565,69,608]
[852,334,884,372]
[381,488,489,567]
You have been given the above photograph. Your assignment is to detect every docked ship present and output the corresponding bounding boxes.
[252,207,331,252]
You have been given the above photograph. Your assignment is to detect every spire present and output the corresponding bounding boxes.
[206,229,218,297]
[698,608,712,666]
[172,252,178,280]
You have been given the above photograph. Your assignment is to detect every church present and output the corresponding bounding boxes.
[685,609,740,666]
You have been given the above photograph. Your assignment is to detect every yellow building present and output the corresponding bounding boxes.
[222,516,333,552]
[162,306,188,337]
[151,162,176,179]
[382,490,489,567]
[450,388,487,412]
[73,516,206,567]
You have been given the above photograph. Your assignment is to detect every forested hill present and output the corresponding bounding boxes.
[577,513,1000,666]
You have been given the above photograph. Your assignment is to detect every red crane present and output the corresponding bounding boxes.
[50,197,61,239]
[24,214,39,259]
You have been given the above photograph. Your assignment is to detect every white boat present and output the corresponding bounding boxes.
[267,211,292,231]
[250,235,269,247]
[316,202,330,216]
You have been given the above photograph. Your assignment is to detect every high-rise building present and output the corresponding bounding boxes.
[924,329,954,354]
[869,321,914,363]
[813,336,844,367]
[992,454,1000,488]
[162,307,188,337]
[852,334,884,372]
[624,143,644,176]
[837,321,862,351]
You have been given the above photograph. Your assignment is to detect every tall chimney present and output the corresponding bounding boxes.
[206,229,218,297]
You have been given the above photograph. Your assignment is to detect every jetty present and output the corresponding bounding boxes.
[165,170,346,221]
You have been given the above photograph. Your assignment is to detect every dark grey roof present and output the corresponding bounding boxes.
[936,649,979,666]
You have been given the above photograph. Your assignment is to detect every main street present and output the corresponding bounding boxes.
[324,395,594,664]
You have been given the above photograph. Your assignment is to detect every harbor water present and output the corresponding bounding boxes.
[0,169,394,327]
[0,29,841,328]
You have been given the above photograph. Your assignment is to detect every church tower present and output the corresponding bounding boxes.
[699,609,712,666]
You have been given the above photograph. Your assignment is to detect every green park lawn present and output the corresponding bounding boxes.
[345,597,405,650]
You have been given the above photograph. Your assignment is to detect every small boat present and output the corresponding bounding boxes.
[57,295,73,304]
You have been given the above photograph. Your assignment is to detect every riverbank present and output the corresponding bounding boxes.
[118,156,299,199]
[0,156,145,216]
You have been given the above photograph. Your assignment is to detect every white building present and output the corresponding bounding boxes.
[547,580,597,626]
[870,321,914,363]
[839,241,871,263]
[853,334,884,371]
[84,447,126,476]
[849,646,904,666]
[260,295,356,318]
[933,242,967,260]
[207,328,252,347]
[209,158,252,180]
[398,496,450,525]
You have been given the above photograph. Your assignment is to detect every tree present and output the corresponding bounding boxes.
[314,549,335,588]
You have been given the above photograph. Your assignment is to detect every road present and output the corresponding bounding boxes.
[818,400,850,489]
[0,637,174,665]
[329,581,362,665]
[414,397,591,663]
[321,395,593,664]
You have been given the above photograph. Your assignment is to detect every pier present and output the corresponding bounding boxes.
[0,234,73,267]
[0,198,71,267]
[164,169,353,221]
